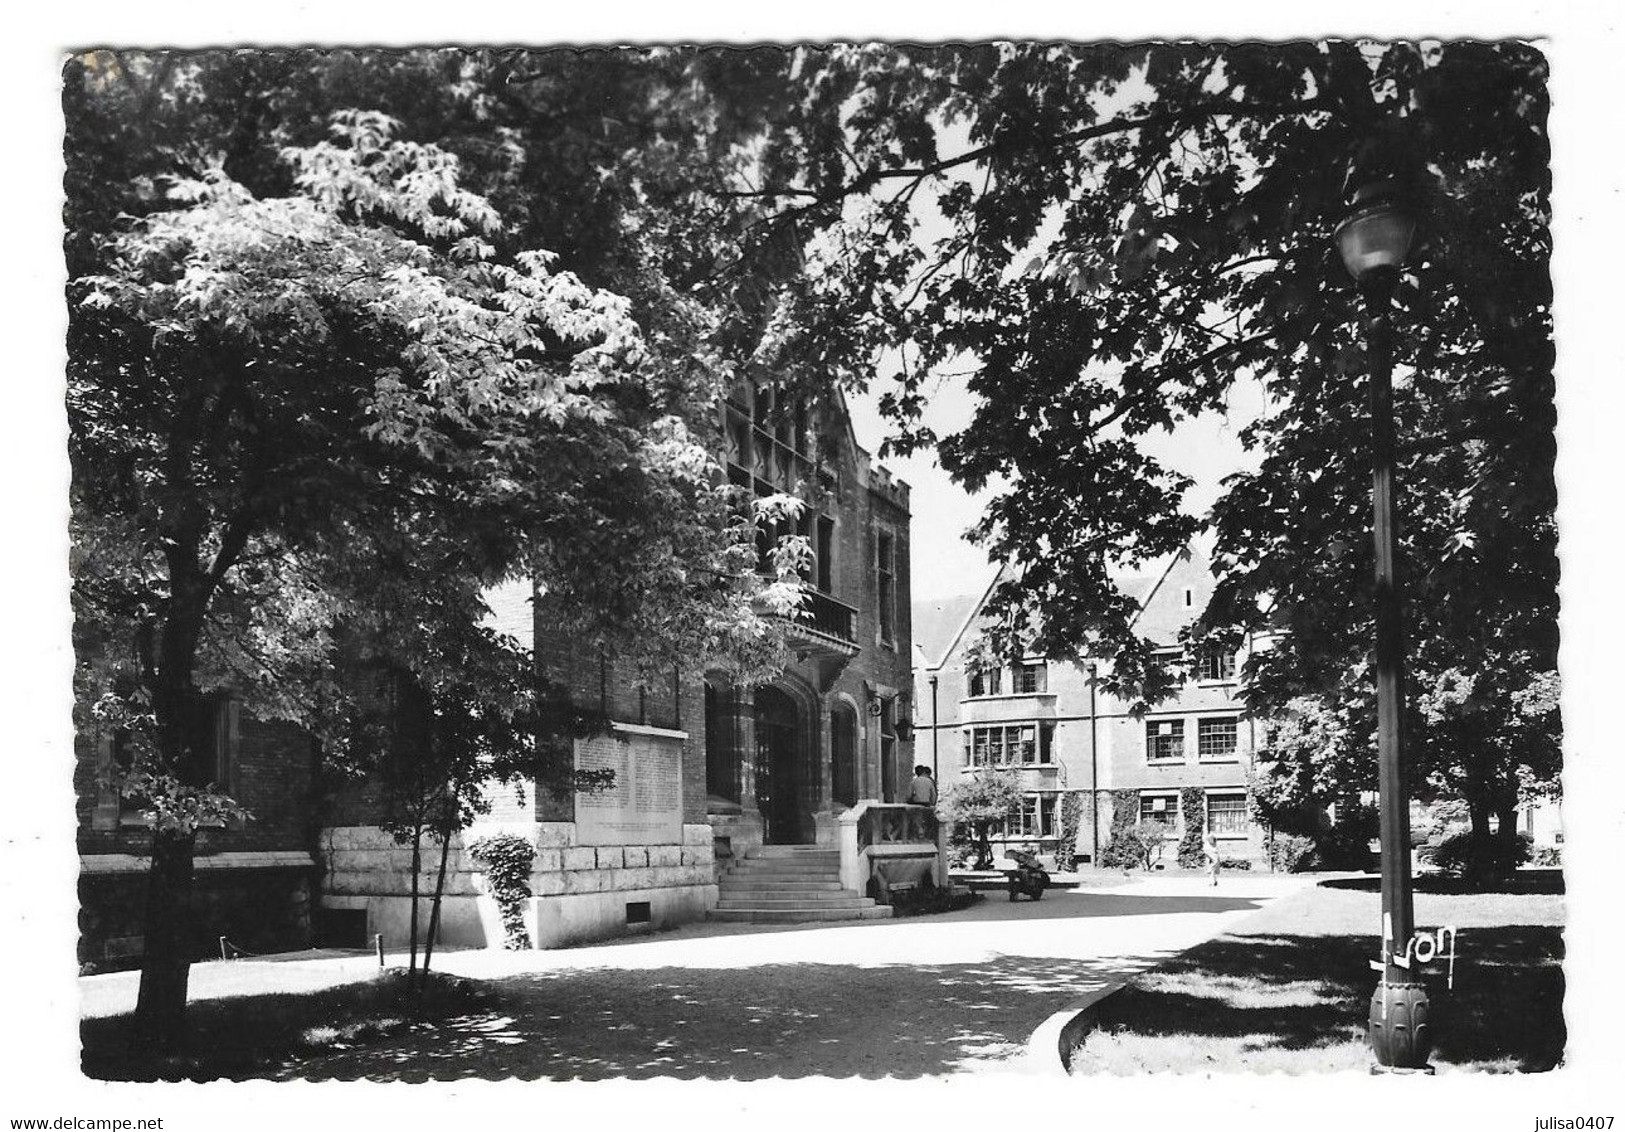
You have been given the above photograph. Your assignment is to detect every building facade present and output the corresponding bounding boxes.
[915,548,1269,868]
[317,385,916,949]
[75,702,319,971]
[76,388,915,965]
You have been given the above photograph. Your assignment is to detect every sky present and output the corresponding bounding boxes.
[847,371,1267,603]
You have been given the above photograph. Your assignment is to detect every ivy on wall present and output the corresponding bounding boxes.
[468,832,536,950]
[1177,786,1208,869]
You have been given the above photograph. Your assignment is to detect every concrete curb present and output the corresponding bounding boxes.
[1023,982,1128,1074]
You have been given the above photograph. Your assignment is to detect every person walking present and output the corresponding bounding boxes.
[906,765,937,806]
[1203,831,1221,886]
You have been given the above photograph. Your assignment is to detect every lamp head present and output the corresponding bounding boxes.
[1334,177,1417,286]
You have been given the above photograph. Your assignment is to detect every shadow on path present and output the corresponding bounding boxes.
[277,951,1150,1081]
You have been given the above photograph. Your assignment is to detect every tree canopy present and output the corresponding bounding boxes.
[731,42,1558,839]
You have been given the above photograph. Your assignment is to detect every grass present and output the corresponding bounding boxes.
[1069,869,1565,1074]
[82,968,490,1081]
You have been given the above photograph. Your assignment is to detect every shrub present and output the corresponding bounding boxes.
[1315,803,1378,870]
[1219,857,1253,871]
[1431,828,1532,878]
[938,769,1024,870]
[1176,787,1207,869]
[1268,833,1319,873]
[467,831,536,950]
[1135,822,1170,870]
[1531,844,1562,867]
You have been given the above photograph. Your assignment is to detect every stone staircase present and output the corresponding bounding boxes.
[709,845,893,924]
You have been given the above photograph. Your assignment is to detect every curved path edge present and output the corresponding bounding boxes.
[1023,981,1127,1074]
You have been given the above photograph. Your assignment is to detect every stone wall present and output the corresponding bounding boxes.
[318,821,718,950]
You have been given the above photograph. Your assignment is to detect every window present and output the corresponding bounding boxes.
[1197,717,1238,761]
[1139,793,1178,826]
[1206,793,1249,837]
[963,723,1052,767]
[968,665,1002,698]
[1197,647,1236,682]
[876,529,896,644]
[879,697,898,800]
[816,515,835,593]
[92,694,239,830]
[1013,662,1048,694]
[1003,793,1059,838]
[1146,718,1185,762]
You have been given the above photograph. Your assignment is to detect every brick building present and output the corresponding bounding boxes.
[75,703,320,970]
[914,547,1269,868]
[76,385,914,964]
[317,385,916,947]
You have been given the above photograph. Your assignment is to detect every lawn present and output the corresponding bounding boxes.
[82,968,490,1081]
[1069,869,1565,1074]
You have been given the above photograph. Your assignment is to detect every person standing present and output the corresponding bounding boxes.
[906,765,937,806]
[1203,831,1221,886]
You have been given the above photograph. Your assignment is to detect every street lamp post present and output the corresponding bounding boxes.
[1333,177,1431,1072]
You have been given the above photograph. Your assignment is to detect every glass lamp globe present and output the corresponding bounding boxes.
[1334,179,1416,282]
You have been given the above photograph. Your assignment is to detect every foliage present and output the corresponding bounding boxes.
[1056,790,1085,872]
[1530,844,1561,868]
[1176,787,1207,868]
[1099,790,1144,869]
[1134,822,1170,870]
[1430,828,1532,879]
[936,769,1024,870]
[718,43,1559,865]
[1219,857,1253,871]
[1315,804,1379,871]
[1268,833,1319,873]
[468,832,537,950]
[65,52,822,1043]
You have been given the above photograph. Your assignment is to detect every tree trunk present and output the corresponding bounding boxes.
[1493,793,1521,876]
[420,825,455,995]
[132,827,198,1052]
[406,824,423,975]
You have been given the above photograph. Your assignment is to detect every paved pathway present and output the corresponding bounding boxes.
[247,873,1320,1080]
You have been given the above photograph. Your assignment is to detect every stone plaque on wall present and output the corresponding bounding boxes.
[574,726,684,846]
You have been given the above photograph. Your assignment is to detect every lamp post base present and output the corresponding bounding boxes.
[1369,980,1433,1070]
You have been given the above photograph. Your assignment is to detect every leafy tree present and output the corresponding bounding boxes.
[936,769,1023,870]
[67,100,803,1046]
[733,43,1557,865]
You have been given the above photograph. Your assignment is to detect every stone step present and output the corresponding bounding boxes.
[725,860,843,874]
[714,894,874,909]
[707,905,894,924]
[718,890,871,903]
[746,847,839,859]
[718,879,847,892]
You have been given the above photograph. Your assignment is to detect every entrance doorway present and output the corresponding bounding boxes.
[755,686,803,844]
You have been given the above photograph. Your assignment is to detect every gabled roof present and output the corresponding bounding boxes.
[915,563,1007,671]
[917,546,1214,667]
[912,590,987,670]
[1127,547,1215,646]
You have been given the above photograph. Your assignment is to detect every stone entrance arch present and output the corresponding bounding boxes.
[755,674,823,844]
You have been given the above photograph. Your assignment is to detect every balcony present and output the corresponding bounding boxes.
[770,589,861,666]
